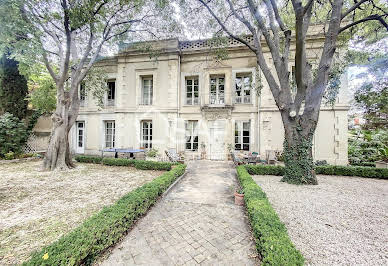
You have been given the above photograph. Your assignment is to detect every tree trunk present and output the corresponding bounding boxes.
[281,115,318,185]
[42,92,76,171]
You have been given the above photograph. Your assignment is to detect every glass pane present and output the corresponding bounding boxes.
[243,144,249,151]
[243,137,250,143]
[193,142,198,150]
[186,79,192,86]
[218,78,225,85]
[219,85,224,92]
[210,78,216,85]
[235,144,241,150]
[187,86,192,93]
[194,79,198,85]
[186,136,191,143]
[194,136,198,142]
[243,122,250,130]
[78,122,83,128]
[210,84,216,93]
[193,85,198,92]
[235,136,240,143]
[186,142,191,150]
[243,131,250,136]
[244,76,251,85]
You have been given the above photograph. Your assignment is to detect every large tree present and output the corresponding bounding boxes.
[180,0,388,184]
[0,51,28,119]
[0,0,177,170]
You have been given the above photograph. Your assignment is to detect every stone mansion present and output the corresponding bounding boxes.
[67,36,349,164]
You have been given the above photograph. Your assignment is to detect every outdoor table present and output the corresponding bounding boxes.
[102,148,145,159]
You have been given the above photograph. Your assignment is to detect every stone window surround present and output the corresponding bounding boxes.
[104,120,116,148]
[185,120,199,151]
[99,114,117,149]
[233,119,252,152]
[136,68,158,107]
[181,72,202,106]
[232,68,256,106]
[140,120,153,149]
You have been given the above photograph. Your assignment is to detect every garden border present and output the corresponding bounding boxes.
[236,165,305,265]
[23,160,186,266]
[245,164,388,179]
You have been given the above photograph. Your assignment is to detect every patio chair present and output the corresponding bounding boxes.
[247,152,259,164]
[231,152,243,166]
[266,150,276,164]
[165,149,184,163]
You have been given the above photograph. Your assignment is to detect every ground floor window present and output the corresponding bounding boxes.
[185,120,198,150]
[235,121,250,151]
[141,120,152,148]
[104,121,115,148]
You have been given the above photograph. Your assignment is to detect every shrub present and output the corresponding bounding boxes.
[236,166,304,265]
[4,151,15,160]
[146,148,159,157]
[74,155,102,164]
[75,156,172,171]
[23,164,186,266]
[0,113,28,157]
[245,164,388,179]
[245,164,284,176]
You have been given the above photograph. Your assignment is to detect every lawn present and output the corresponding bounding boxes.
[253,174,388,265]
[0,160,164,265]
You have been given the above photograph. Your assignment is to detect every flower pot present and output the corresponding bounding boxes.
[234,191,244,206]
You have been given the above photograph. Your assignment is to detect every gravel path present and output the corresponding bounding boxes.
[253,174,388,265]
[0,160,164,265]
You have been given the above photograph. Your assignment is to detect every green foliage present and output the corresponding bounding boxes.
[282,137,317,185]
[0,52,28,119]
[4,151,15,160]
[75,156,172,171]
[245,164,388,179]
[83,67,109,109]
[27,65,56,114]
[23,164,186,266]
[236,166,304,266]
[146,148,159,157]
[0,112,28,157]
[348,129,388,165]
[352,53,388,129]
[74,155,103,164]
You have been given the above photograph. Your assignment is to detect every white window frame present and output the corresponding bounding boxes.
[104,121,115,148]
[235,121,250,151]
[141,77,153,105]
[210,76,225,105]
[234,73,252,104]
[185,121,199,151]
[141,120,152,149]
[185,77,199,105]
[106,80,116,106]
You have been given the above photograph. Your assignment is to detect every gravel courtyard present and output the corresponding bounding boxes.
[253,174,388,265]
[0,160,164,265]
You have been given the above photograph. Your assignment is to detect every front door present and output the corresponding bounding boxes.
[76,121,85,154]
[209,120,225,160]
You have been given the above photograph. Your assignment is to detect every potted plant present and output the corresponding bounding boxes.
[226,143,234,161]
[234,186,244,206]
[146,148,159,161]
[200,142,206,159]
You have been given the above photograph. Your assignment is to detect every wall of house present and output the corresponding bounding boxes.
[70,37,349,165]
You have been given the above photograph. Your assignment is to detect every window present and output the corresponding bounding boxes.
[142,77,153,105]
[107,80,115,106]
[141,121,152,148]
[186,77,199,105]
[185,121,198,151]
[235,74,251,104]
[104,121,115,148]
[77,121,84,148]
[80,82,86,106]
[210,76,225,104]
[235,121,250,151]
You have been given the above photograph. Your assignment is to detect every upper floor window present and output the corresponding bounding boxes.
[185,120,198,151]
[235,121,250,151]
[186,77,199,105]
[142,77,153,105]
[79,82,86,106]
[107,80,115,106]
[210,76,225,105]
[234,74,251,104]
[104,121,115,148]
[141,120,152,148]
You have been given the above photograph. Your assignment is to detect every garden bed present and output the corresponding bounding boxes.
[252,174,388,265]
[0,160,165,265]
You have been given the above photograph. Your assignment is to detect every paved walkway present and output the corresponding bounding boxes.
[100,161,258,265]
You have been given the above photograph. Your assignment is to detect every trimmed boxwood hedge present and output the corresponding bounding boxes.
[23,164,186,266]
[75,156,172,171]
[245,164,388,179]
[236,166,304,265]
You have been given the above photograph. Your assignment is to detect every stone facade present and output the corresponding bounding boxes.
[65,36,349,165]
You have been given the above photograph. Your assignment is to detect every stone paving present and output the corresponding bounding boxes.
[100,160,259,265]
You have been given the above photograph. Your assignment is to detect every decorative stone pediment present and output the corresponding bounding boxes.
[201,105,234,120]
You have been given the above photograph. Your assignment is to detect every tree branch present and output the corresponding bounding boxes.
[341,0,369,19]
[339,14,388,32]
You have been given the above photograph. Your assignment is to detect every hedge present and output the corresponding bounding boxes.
[236,166,304,265]
[23,164,186,266]
[245,164,388,179]
[75,156,172,171]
